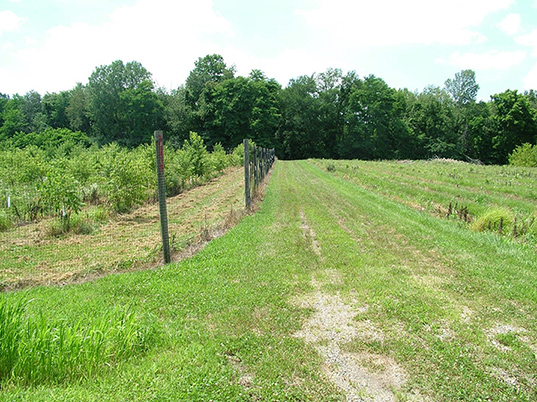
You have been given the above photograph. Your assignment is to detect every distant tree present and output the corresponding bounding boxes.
[248,74,281,148]
[162,85,193,147]
[0,92,48,140]
[317,68,345,158]
[277,74,323,159]
[199,74,281,149]
[66,83,91,133]
[21,90,47,133]
[404,86,457,159]
[490,89,537,164]
[445,70,480,156]
[185,54,235,108]
[43,91,71,129]
[0,95,25,141]
[340,75,408,160]
[465,101,496,164]
[87,60,164,146]
[445,69,479,106]
[0,93,9,128]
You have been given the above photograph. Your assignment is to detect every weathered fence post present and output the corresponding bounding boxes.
[244,139,251,209]
[253,144,258,190]
[154,130,171,264]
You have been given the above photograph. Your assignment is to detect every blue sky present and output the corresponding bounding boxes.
[1,0,537,100]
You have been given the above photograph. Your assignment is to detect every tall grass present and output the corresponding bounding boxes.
[0,297,154,385]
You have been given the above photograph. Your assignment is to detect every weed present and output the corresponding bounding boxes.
[0,297,155,386]
[0,209,12,232]
[471,207,515,234]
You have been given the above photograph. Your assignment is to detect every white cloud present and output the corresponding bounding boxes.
[0,10,23,35]
[297,0,512,46]
[226,47,350,86]
[524,63,537,89]
[498,13,521,36]
[515,29,537,56]
[445,50,526,70]
[3,0,234,94]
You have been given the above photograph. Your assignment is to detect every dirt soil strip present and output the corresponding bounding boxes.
[294,208,427,402]
[0,167,245,290]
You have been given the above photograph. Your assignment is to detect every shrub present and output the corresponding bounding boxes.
[39,165,84,230]
[509,143,537,167]
[183,132,210,178]
[211,143,229,172]
[99,145,150,213]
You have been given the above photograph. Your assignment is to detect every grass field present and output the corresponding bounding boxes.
[1,159,536,401]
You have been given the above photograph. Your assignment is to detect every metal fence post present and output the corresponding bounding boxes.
[154,130,171,264]
[244,139,251,209]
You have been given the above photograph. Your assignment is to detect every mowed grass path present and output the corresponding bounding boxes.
[1,160,536,401]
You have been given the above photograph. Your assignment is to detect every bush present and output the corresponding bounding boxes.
[183,132,210,178]
[211,143,229,172]
[39,164,84,229]
[509,143,537,167]
[99,145,150,213]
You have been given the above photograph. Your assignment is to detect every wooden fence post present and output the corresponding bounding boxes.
[154,130,171,264]
[253,145,258,190]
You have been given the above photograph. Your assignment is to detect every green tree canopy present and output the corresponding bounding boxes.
[87,60,164,146]
[490,89,537,164]
[185,54,235,108]
[445,69,479,106]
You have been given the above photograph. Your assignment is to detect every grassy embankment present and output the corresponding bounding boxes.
[1,160,536,401]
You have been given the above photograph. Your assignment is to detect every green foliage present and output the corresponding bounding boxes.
[185,54,235,108]
[0,209,12,231]
[211,143,229,172]
[39,164,84,228]
[445,69,479,106]
[182,132,210,178]
[4,56,537,166]
[491,90,537,164]
[509,143,537,167]
[0,133,237,229]
[471,207,515,233]
[99,145,150,213]
[0,297,153,385]
[87,60,164,146]
[4,128,91,155]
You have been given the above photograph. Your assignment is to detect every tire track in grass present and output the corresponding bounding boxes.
[286,161,427,401]
[288,160,537,401]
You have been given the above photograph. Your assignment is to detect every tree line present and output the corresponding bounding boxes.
[1,54,536,165]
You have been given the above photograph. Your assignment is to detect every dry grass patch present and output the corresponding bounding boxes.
[0,168,245,290]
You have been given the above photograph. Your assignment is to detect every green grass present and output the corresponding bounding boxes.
[0,297,154,385]
[1,159,536,401]
[312,158,537,243]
